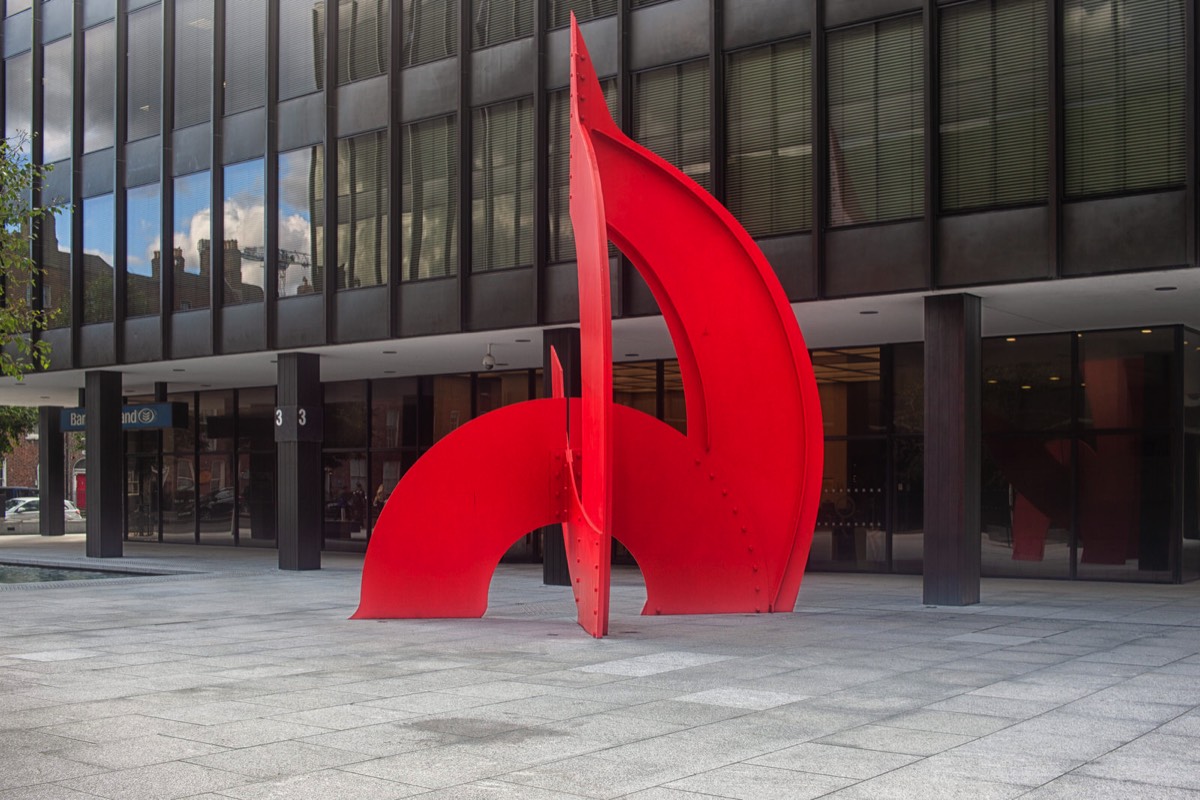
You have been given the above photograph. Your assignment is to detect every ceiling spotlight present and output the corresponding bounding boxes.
[624,353,640,358]
[172,368,185,372]
[859,310,879,316]
[1141,329,1153,334]
[382,350,397,355]
[515,338,531,343]
[1005,337,1017,342]
[1154,286,1177,292]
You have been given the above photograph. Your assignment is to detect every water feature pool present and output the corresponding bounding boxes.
[0,564,137,583]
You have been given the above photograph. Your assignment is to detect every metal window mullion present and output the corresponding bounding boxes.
[387,0,400,329]
[456,0,469,321]
[924,2,936,287]
[1048,0,1061,275]
[323,0,337,337]
[709,0,724,204]
[69,1,83,350]
[533,0,546,320]
[615,0,629,315]
[812,0,825,299]
[114,0,129,339]
[30,2,44,342]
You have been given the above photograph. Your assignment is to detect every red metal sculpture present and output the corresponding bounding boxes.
[354,18,823,637]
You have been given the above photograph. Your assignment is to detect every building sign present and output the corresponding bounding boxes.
[60,403,189,432]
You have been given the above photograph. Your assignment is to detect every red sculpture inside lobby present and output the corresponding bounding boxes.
[354,18,824,637]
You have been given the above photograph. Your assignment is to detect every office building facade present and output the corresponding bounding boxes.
[2,0,1198,587]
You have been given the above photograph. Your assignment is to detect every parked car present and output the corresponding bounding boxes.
[0,486,38,510]
[4,497,84,523]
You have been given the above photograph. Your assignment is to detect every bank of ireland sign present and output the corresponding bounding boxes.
[60,403,189,432]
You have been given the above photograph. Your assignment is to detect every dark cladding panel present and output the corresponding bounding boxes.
[826,0,922,28]
[81,149,116,197]
[169,309,213,358]
[545,15,617,89]
[222,108,267,163]
[334,285,389,342]
[1063,191,1187,276]
[85,371,123,557]
[276,294,326,347]
[172,124,212,175]
[756,233,815,301]
[122,316,163,362]
[544,262,579,324]
[219,302,268,353]
[724,0,811,50]
[467,268,535,330]
[79,322,116,367]
[400,57,459,120]
[398,277,459,335]
[337,74,388,136]
[470,38,536,107]
[277,93,326,151]
[938,206,1053,286]
[126,135,163,186]
[41,328,72,371]
[824,221,926,296]
[629,0,708,70]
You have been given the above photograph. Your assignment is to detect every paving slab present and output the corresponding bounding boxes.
[1,536,1199,799]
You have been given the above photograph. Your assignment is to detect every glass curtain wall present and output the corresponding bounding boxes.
[163,392,197,542]
[548,82,616,263]
[471,98,534,272]
[338,0,388,85]
[225,0,267,114]
[126,182,161,316]
[402,0,456,66]
[238,387,277,545]
[1185,329,1199,582]
[337,130,389,289]
[401,116,457,279]
[198,392,236,544]
[223,159,267,304]
[127,3,162,143]
[82,194,116,324]
[633,61,711,193]
[173,170,211,310]
[174,0,212,130]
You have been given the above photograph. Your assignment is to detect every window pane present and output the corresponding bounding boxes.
[726,39,812,235]
[940,0,1048,211]
[42,38,73,163]
[548,0,614,29]
[471,98,533,272]
[175,0,212,129]
[278,145,325,295]
[225,0,266,114]
[475,369,528,414]
[279,0,326,101]
[471,0,531,48]
[42,203,71,329]
[223,158,265,304]
[324,381,368,448]
[812,347,883,436]
[402,0,456,67]
[5,52,31,157]
[982,435,1072,578]
[126,182,161,316]
[84,22,116,153]
[828,15,923,226]
[339,0,388,85]
[6,0,32,15]
[548,81,617,263]
[82,193,115,323]
[402,115,457,279]
[634,60,711,193]
[324,451,368,544]
[1079,328,1173,432]
[239,451,276,543]
[1063,0,1185,196]
[371,377,419,449]
[198,452,234,544]
[982,334,1072,433]
[812,439,888,570]
[613,361,658,418]
[173,170,211,310]
[237,386,276,450]
[127,4,162,142]
[337,130,388,289]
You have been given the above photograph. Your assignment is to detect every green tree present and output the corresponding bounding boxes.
[0,405,37,459]
[0,134,61,376]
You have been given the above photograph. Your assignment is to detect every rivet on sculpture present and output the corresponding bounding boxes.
[353,17,824,638]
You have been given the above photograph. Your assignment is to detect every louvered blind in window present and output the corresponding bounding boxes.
[403,0,456,66]
[548,81,617,263]
[726,38,812,237]
[472,0,532,49]
[1063,0,1185,197]
[279,0,326,100]
[941,0,1047,211]
[127,4,162,142]
[339,0,388,85]
[634,60,711,193]
[337,130,389,289]
[827,15,923,227]
[175,0,212,128]
[549,0,615,29]
[225,0,266,114]
[402,115,458,280]
[472,99,533,271]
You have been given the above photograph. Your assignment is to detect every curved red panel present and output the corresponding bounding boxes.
[569,23,823,611]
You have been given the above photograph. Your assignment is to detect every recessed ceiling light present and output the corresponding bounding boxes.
[40,396,49,399]
[1141,329,1153,334]
[384,370,396,374]
[986,379,998,385]
[200,384,211,388]
[624,353,639,358]
[1005,337,1017,343]
[497,362,509,367]
[1049,376,1060,382]
[1154,286,1177,291]
[1020,385,1032,390]
[515,338,531,343]
[270,359,277,363]
[173,368,185,372]
[382,350,397,354]
[859,310,879,315]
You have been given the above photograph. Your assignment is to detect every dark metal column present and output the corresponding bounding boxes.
[37,406,65,537]
[541,327,581,586]
[276,352,322,570]
[923,293,981,605]
[85,371,123,558]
